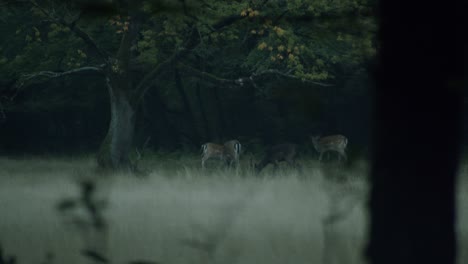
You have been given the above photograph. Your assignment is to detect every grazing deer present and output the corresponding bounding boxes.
[223,139,242,168]
[255,143,299,173]
[311,134,348,162]
[201,140,242,169]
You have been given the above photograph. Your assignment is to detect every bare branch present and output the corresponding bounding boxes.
[252,69,334,86]
[177,63,243,86]
[17,65,104,88]
[178,64,334,88]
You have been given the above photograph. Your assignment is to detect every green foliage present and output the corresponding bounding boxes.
[234,0,376,81]
[136,29,159,65]
[0,0,376,111]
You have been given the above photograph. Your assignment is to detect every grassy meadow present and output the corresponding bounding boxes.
[0,154,467,264]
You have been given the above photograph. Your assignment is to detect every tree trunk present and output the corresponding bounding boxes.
[96,12,139,171]
[97,78,136,170]
[212,85,227,140]
[151,88,180,149]
[196,82,211,142]
[174,68,201,145]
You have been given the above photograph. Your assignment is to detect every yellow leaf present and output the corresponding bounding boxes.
[276,28,285,36]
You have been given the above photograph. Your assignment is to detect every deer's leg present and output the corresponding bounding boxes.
[341,151,347,162]
[229,156,235,168]
[319,152,324,162]
[202,156,208,169]
[234,157,239,169]
[220,156,227,168]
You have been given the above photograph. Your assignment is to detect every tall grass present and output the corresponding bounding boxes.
[0,155,466,264]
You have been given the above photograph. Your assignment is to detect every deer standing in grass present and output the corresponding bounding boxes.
[311,135,348,162]
[201,140,242,169]
[223,140,242,167]
[255,143,299,173]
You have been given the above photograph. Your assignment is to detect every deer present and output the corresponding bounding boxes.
[223,139,242,168]
[311,134,348,162]
[254,143,299,173]
[201,140,242,169]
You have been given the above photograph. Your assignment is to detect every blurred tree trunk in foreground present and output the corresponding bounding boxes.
[368,1,464,264]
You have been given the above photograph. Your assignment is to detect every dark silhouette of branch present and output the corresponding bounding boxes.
[178,63,335,87]
[81,249,109,263]
[128,261,161,264]
[16,65,105,88]
[177,63,243,86]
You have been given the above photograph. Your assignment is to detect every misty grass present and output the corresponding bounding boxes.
[0,155,466,264]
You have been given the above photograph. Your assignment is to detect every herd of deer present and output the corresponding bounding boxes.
[201,134,348,173]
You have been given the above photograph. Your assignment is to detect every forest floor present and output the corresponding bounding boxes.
[0,155,466,264]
